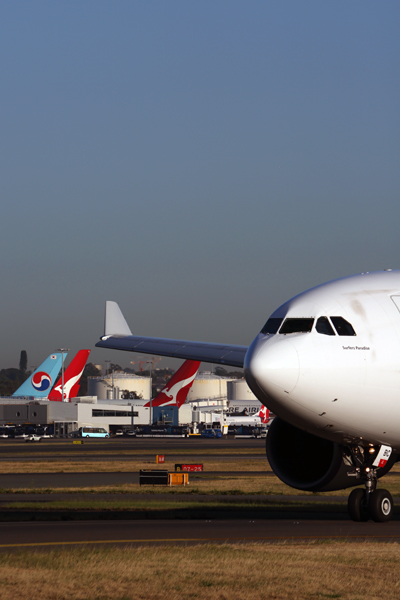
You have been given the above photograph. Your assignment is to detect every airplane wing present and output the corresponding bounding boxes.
[95,301,247,368]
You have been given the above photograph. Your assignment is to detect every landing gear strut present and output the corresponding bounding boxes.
[347,445,393,522]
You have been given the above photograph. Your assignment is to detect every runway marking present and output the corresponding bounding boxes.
[2,534,400,548]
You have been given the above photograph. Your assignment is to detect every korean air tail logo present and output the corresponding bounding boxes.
[31,372,52,392]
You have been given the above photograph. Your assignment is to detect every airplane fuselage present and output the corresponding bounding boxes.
[244,270,400,450]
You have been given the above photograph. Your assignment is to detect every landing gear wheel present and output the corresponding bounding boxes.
[348,488,369,522]
[369,489,393,523]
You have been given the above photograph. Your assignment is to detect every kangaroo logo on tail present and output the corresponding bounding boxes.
[144,360,201,408]
[48,350,91,402]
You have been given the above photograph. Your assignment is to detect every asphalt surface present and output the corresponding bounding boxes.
[1,437,399,547]
[0,437,265,453]
[2,519,400,551]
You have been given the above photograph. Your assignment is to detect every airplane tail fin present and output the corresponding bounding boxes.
[48,349,91,402]
[12,353,66,398]
[144,360,201,408]
[257,405,270,424]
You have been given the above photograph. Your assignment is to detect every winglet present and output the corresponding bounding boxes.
[103,301,132,338]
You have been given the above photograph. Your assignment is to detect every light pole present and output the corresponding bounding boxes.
[57,349,69,403]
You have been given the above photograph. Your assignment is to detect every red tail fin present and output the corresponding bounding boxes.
[144,360,200,408]
[48,350,91,401]
[258,405,270,424]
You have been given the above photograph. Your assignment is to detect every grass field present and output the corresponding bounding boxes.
[1,444,400,598]
[0,457,267,473]
[1,542,400,600]
[2,463,400,500]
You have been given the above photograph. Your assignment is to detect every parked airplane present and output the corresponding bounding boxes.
[143,360,200,408]
[96,271,400,522]
[12,352,65,398]
[217,405,270,426]
[48,349,91,402]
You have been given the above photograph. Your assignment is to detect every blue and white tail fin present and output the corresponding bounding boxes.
[12,353,66,398]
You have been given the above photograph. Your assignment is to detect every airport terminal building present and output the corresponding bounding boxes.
[0,372,262,436]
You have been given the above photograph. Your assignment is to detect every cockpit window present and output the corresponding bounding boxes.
[330,316,356,336]
[316,317,335,336]
[261,318,283,334]
[279,318,314,334]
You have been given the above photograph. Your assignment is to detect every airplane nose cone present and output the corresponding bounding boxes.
[244,336,299,395]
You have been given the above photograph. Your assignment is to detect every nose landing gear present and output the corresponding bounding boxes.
[348,486,393,522]
[348,488,369,522]
[369,489,393,522]
[347,445,394,522]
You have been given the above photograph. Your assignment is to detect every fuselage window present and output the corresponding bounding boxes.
[330,316,356,336]
[279,318,314,334]
[315,317,335,336]
[261,318,283,334]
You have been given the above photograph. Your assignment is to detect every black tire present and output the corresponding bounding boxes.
[86,435,90,438]
[348,488,369,522]
[369,489,393,523]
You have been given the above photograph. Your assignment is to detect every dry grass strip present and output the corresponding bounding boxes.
[2,471,400,499]
[0,542,400,599]
[0,477,349,506]
[0,458,267,474]
[1,476,305,496]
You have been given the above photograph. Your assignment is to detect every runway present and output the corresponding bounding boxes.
[0,471,273,488]
[1,437,398,547]
[2,518,400,551]
[0,437,265,454]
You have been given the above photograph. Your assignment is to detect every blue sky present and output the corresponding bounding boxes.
[1,1,399,371]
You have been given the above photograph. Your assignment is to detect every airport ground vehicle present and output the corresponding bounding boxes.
[79,426,109,438]
[14,427,28,439]
[0,426,14,438]
[227,425,267,438]
[0,425,52,439]
[201,428,222,439]
[134,425,189,437]
[36,427,53,438]
[25,434,41,442]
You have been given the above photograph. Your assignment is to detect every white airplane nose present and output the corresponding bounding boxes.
[244,336,300,396]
